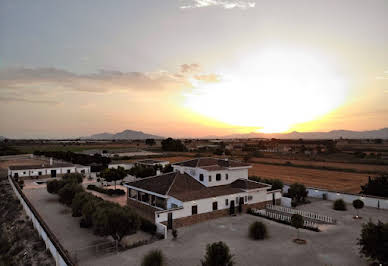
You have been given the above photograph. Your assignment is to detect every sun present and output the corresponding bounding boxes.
[183,48,348,133]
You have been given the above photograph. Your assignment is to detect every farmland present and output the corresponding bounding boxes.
[249,163,370,194]
[251,157,388,174]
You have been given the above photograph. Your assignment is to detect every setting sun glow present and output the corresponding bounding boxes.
[184,49,349,133]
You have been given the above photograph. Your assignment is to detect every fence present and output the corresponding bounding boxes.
[70,240,118,263]
[283,185,388,210]
[252,208,318,230]
[266,204,336,224]
[8,176,74,266]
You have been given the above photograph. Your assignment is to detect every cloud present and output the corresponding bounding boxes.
[180,0,255,9]
[0,65,221,104]
[180,63,201,73]
[194,73,221,83]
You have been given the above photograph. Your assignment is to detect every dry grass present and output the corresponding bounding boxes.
[251,157,388,174]
[0,158,47,170]
[249,163,371,193]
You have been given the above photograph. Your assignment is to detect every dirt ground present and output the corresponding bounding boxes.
[0,175,55,266]
[249,163,370,193]
[0,158,47,170]
[251,157,388,174]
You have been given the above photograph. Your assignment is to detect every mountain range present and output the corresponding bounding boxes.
[85,129,163,140]
[212,128,388,139]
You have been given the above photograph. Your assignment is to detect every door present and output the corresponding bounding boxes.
[238,197,244,213]
[167,213,173,230]
[51,170,56,178]
[229,200,235,215]
[272,193,276,205]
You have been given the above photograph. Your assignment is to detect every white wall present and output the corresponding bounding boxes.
[156,189,268,223]
[8,177,70,266]
[9,167,76,178]
[108,163,133,170]
[172,165,249,187]
[283,185,388,210]
[167,196,183,209]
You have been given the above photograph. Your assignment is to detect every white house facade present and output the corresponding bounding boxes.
[124,158,281,229]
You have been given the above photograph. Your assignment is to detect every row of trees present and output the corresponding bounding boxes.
[46,173,156,242]
[161,138,187,152]
[360,175,388,197]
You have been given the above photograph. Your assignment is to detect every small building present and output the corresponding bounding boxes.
[8,159,90,179]
[124,157,281,229]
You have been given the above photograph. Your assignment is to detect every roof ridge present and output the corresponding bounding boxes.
[166,171,179,195]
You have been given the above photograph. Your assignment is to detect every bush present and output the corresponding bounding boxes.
[172,229,178,239]
[201,241,235,266]
[62,173,84,184]
[140,217,157,234]
[333,199,347,211]
[141,249,165,266]
[353,199,364,217]
[72,192,93,217]
[87,184,125,196]
[287,183,308,203]
[249,221,267,240]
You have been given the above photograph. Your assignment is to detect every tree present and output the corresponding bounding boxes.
[141,249,165,266]
[72,192,92,217]
[129,165,156,178]
[58,183,83,206]
[100,167,126,189]
[291,214,304,240]
[358,220,388,265]
[360,175,388,197]
[333,199,347,211]
[201,241,235,266]
[161,138,187,152]
[62,173,83,184]
[145,139,156,146]
[287,183,308,203]
[161,164,173,173]
[46,179,65,194]
[92,203,140,241]
[352,199,364,218]
[249,221,268,240]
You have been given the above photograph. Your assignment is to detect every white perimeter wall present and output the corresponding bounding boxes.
[8,177,70,266]
[9,167,76,177]
[283,185,388,209]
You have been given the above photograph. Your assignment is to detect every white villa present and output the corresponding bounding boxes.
[124,158,281,229]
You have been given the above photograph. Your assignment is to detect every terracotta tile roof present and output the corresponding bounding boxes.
[230,179,269,190]
[199,165,228,171]
[126,172,177,195]
[9,163,75,170]
[173,158,250,169]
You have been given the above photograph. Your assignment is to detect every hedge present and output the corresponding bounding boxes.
[87,184,125,196]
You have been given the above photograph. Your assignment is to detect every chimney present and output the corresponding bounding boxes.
[50,158,53,166]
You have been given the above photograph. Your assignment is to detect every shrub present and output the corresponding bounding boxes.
[360,175,388,197]
[140,217,157,234]
[333,199,347,211]
[353,199,364,217]
[201,241,235,266]
[172,229,178,239]
[249,221,267,240]
[291,214,304,240]
[141,249,165,266]
[358,220,388,264]
[87,184,125,196]
[62,173,83,184]
[72,192,92,217]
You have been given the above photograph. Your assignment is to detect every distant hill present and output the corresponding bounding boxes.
[86,129,163,140]
[214,128,388,139]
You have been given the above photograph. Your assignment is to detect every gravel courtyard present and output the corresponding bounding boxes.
[83,199,388,266]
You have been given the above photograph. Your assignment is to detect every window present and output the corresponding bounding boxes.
[209,175,212,182]
[235,197,239,205]
[212,202,218,211]
[23,172,26,174]
[216,174,221,181]
[245,196,248,202]
[192,205,198,215]
[248,195,253,201]
[226,174,229,180]
[67,169,71,173]
[225,199,229,206]
[199,174,204,182]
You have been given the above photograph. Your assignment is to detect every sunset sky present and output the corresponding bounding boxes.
[0,0,387,138]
